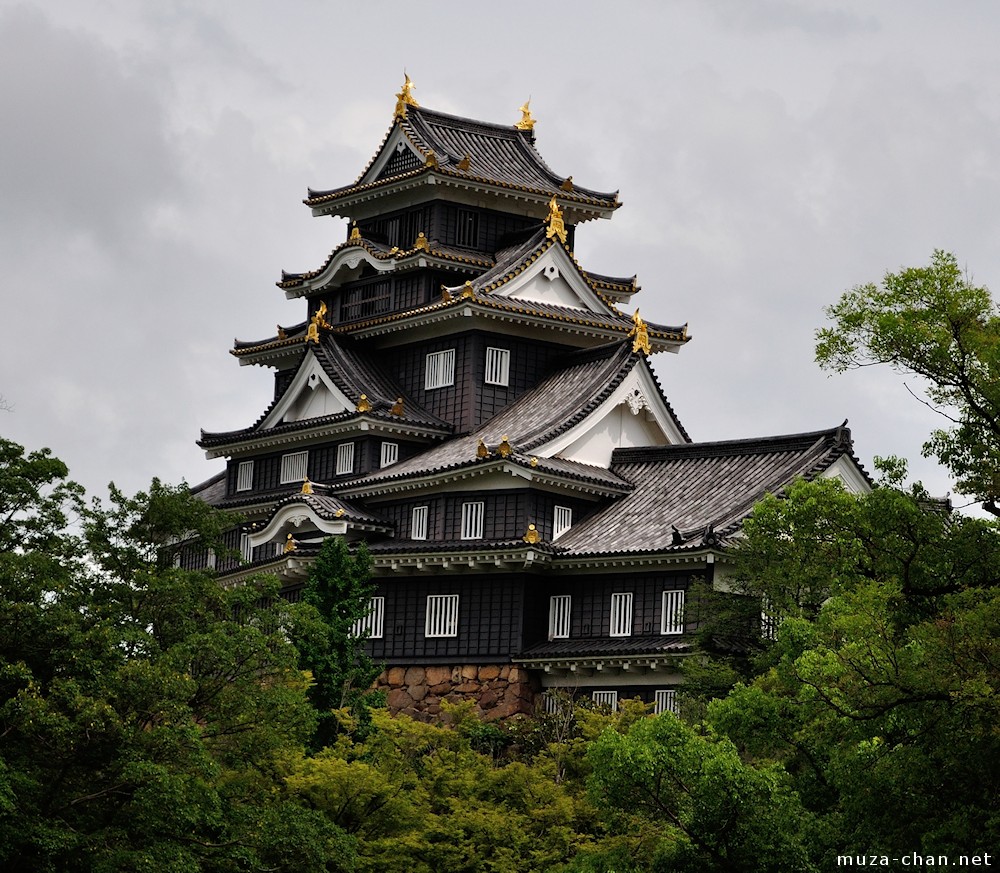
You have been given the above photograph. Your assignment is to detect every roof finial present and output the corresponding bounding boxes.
[284,533,296,553]
[629,309,651,356]
[522,523,541,544]
[394,72,419,119]
[514,99,535,131]
[306,301,332,344]
[545,196,567,244]
[350,221,361,241]
[356,393,371,413]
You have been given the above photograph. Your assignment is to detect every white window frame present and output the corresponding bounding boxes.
[336,442,355,476]
[424,349,455,390]
[609,592,633,638]
[553,505,573,540]
[352,596,385,639]
[460,501,484,540]
[661,589,685,635]
[425,594,459,638]
[411,505,429,540]
[279,451,308,484]
[236,460,254,492]
[761,594,777,641]
[592,690,618,709]
[380,441,399,468]
[548,595,571,640]
[484,347,510,386]
[655,689,678,715]
[240,533,253,563]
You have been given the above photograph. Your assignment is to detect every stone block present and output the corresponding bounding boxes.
[386,666,406,687]
[409,684,428,701]
[461,665,478,680]
[403,666,425,686]
[425,665,452,685]
[478,665,501,681]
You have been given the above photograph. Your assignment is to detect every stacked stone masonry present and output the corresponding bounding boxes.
[379,664,540,722]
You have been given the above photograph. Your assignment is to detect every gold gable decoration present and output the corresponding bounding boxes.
[414,231,430,252]
[306,301,333,344]
[283,533,296,553]
[394,73,419,119]
[514,99,535,131]
[545,196,567,244]
[522,523,541,544]
[628,309,651,356]
[357,394,372,413]
[300,477,314,495]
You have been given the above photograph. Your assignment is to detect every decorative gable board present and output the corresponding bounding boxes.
[260,353,353,429]
[820,454,871,494]
[360,126,425,187]
[490,246,610,314]
[537,363,686,466]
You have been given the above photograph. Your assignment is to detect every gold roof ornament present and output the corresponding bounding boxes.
[628,308,652,356]
[394,73,419,118]
[283,533,296,553]
[357,393,371,413]
[424,150,438,168]
[457,153,471,171]
[277,325,286,340]
[560,176,574,192]
[306,301,333,344]
[529,457,539,467]
[414,231,430,252]
[300,477,314,495]
[461,281,475,299]
[545,196,567,244]
[334,508,346,518]
[522,523,541,544]
[497,435,513,458]
[514,99,535,131]
[476,439,490,459]
[350,222,361,240]
[441,286,453,302]
[390,396,404,416]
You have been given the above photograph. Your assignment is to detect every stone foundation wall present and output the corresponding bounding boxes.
[379,664,540,722]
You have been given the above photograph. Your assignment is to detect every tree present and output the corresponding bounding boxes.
[0,438,350,871]
[816,250,1000,514]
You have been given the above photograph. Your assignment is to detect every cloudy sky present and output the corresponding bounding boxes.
[3,0,998,511]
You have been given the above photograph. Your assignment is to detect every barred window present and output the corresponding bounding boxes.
[425,594,459,638]
[548,595,571,639]
[460,501,484,539]
[336,442,354,476]
[380,441,399,468]
[425,349,455,389]
[279,451,308,484]
[484,347,510,386]
[236,460,254,492]
[592,690,618,709]
[240,533,253,563]
[553,505,573,540]
[455,208,479,248]
[761,594,778,641]
[655,689,678,715]
[411,505,428,540]
[661,590,685,635]
[352,597,385,639]
[609,592,633,637]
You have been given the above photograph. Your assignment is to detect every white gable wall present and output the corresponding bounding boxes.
[261,354,353,428]
[491,247,607,313]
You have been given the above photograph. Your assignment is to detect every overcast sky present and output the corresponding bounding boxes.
[3,0,999,511]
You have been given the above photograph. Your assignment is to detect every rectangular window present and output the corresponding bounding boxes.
[661,590,685,635]
[460,501,484,539]
[336,442,355,475]
[553,505,573,540]
[240,533,253,563]
[484,347,510,386]
[424,349,455,390]
[549,595,571,639]
[411,505,428,540]
[655,689,678,715]
[609,592,633,637]
[761,594,777,641]
[236,460,254,492]
[352,596,385,639]
[380,441,399,468]
[425,594,459,638]
[592,690,618,709]
[279,451,308,484]
[455,208,479,248]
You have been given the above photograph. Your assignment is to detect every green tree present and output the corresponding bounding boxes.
[817,249,1000,513]
[0,438,350,871]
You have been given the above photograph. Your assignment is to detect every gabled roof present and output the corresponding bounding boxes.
[338,341,687,498]
[553,424,870,557]
[305,105,619,223]
[200,334,451,455]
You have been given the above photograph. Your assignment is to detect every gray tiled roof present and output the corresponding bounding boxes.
[517,636,692,659]
[306,105,619,212]
[555,425,866,556]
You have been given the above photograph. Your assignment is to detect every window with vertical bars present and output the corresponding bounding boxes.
[655,689,678,715]
[460,501,484,539]
[553,505,573,540]
[761,594,778,640]
[661,590,685,635]
[425,594,459,637]
[336,442,354,475]
[548,595,571,639]
[609,592,633,637]
[380,441,399,468]
[484,347,510,386]
[592,690,618,709]
[351,597,385,639]
[455,208,479,248]
[240,533,253,563]
[236,460,254,492]
[279,451,308,484]
[411,505,428,540]
[424,349,455,389]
